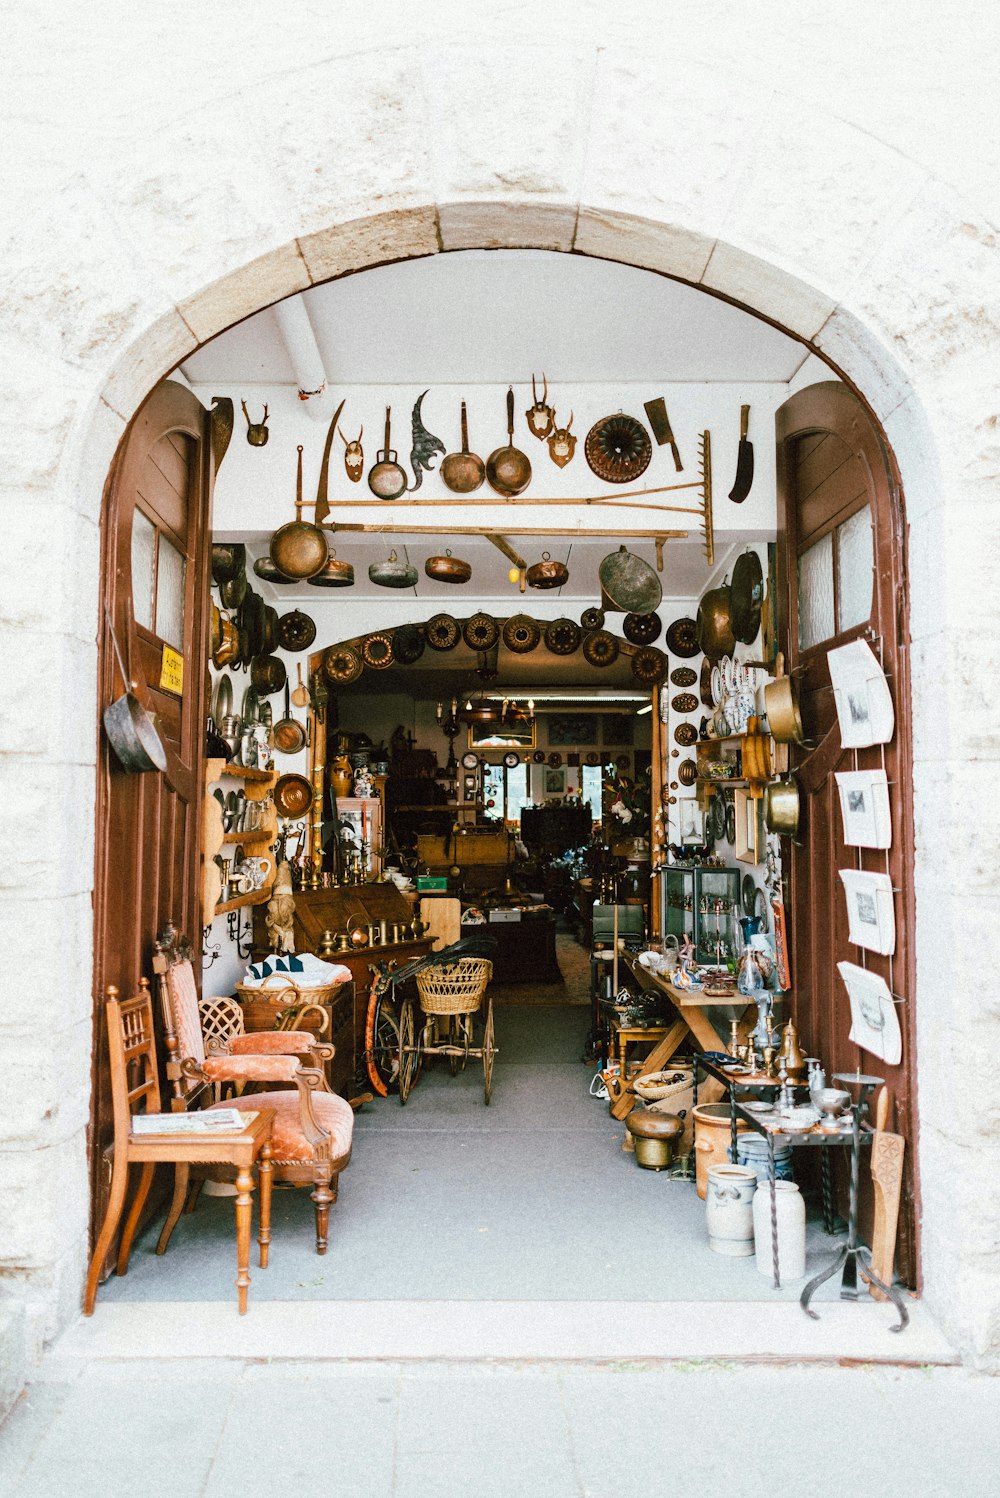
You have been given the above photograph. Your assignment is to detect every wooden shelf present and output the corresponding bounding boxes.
[697,777,747,788]
[206,757,275,783]
[214,889,270,916]
[221,828,275,845]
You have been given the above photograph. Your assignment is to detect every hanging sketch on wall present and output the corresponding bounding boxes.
[827,639,894,747]
[838,960,902,1066]
[835,768,892,848]
[838,868,896,955]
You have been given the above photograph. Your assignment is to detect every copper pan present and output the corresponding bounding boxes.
[486,388,532,497]
[425,549,472,584]
[270,445,329,579]
[763,675,804,744]
[525,552,568,590]
[697,579,736,660]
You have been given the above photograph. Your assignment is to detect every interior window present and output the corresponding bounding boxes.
[130,509,156,632]
[132,507,187,648]
[798,503,873,649]
[581,763,603,825]
[155,535,186,649]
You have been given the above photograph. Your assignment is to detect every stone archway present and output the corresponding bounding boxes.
[3,41,999,1382]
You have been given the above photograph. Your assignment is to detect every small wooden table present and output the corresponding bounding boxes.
[607,1011,675,1085]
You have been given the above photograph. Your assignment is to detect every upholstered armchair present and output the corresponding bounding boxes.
[153,923,354,1254]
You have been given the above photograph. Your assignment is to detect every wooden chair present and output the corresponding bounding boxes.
[153,923,355,1254]
[84,981,275,1315]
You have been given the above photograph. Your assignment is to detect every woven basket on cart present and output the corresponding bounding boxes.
[415,959,492,1016]
[234,979,334,1035]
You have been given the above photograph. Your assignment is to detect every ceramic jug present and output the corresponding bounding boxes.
[753,1181,806,1280]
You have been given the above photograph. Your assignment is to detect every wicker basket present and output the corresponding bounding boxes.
[234,979,339,1033]
[415,958,492,1016]
[633,1067,693,1103]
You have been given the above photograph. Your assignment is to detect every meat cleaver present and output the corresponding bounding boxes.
[728,404,754,503]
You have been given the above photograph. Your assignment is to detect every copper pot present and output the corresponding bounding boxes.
[763,777,800,836]
[764,675,804,744]
[696,579,736,660]
[307,550,355,588]
[270,445,329,580]
[211,543,246,586]
[425,549,472,584]
[250,654,287,695]
[212,613,239,668]
[525,552,569,590]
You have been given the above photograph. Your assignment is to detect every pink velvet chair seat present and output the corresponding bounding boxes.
[212,1090,354,1167]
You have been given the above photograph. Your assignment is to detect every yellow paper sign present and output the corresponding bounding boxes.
[159,645,184,696]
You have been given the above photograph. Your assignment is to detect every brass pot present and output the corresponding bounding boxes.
[250,654,287,695]
[696,580,736,660]
[212,613,239,668]
[211,543,246,585]
[308,550,355,588]
[763,777,800,836]
[764,676,804,744]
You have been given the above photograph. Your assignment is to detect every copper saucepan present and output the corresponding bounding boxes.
[272,681,307,755]
[368,407,408,500]
[763,777,800,836]
[270,446,329,580]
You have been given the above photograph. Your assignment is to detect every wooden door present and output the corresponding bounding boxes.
[776,381,918,1285]
[91,380,220,1243]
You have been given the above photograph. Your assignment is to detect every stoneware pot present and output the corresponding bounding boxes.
[705,1164,758,1256]
[753,1180,806,1279]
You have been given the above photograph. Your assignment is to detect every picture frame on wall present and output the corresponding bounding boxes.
[602,713,634,746]
[827,639,895,748]
[838,960,902,1066]
[677,799,704,843]
[543,767,566,795]
[548,713,598,746]
[838,868,896,955]
[835,769,892,849]
[734,788,765,865]
[469,718,536,749]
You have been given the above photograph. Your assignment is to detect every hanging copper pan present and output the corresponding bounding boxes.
[486,388,532,497]
[598,547,662,615]
[525,552,569,590]
[274,773,313,819]
[697,579,736,660]
[441,401,486,494]
[250,654,286,695]
[368,407,408,500]
[253,556,296,585]
[270,446,329,579]
[425,550,472,584]
[731,549,764,645]
[307,550,354,588]
[219,571,247,610]
[211,543,246,586]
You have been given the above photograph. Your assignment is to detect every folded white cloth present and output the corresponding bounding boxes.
[241,952,352,989]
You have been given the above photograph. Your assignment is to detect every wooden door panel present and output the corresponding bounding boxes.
[776,381,918,1286]
[91,380,215,1255]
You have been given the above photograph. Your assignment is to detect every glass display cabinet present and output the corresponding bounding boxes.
[661,865,741,964]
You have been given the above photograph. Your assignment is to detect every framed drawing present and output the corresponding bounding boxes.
[544,768,566,795]
[838,868,896,955]
[677,799,705,844]
[827,639,894,748]
[734,788,765,865]
[835,769,892,849]
[469,718,536,749]
[837,960,902,1066]
[547,713,598,747]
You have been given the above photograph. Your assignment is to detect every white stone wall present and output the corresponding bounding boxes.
[2,3,1000,1400]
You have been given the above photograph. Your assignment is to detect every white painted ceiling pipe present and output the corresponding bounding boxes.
[273,296,330,418]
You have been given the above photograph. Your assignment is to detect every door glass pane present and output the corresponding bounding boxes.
[130,509,156,631]
[798,531,834,650]
[155,534,186,648]
[582,764,603,826]
[836,504,874,633]
[505,764,530,824]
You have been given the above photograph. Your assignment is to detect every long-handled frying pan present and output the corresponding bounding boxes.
[441,401,485,493]
[486,388,532,496]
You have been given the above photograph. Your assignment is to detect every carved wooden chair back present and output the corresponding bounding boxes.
[199,994,246,1103]
[107,978,162,1139]
[153,920,207,1104]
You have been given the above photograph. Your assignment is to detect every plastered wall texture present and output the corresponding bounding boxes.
[1,3,999,1398]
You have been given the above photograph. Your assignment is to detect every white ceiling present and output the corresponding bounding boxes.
[181,250,809,388]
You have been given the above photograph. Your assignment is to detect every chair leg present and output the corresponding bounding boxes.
[234,1163,255,1314]
[117,1161,155,1275]
[311,1169,334,1254]
[258,1144,272,1270]
[84,1151,130,1315]
[185,1178,205,1215]
[156,1162,190,1256]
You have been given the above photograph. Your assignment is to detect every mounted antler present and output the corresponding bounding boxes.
[547,410,576,468]
[525,373,555,440]
[339,426,364,483]
[241,400,270,447]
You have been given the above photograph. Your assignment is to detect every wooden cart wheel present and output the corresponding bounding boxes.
[459,1012,472,1072]
[482,997,495,1105]
[398,998,416,1106]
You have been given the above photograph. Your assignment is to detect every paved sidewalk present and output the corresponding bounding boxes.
[2,1358,999,1497]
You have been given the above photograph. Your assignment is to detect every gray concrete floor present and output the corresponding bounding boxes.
[3,1358,1000,1497]
[97,1003,845,1304]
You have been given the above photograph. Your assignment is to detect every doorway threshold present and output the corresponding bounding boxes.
[52,1297,957,1370]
